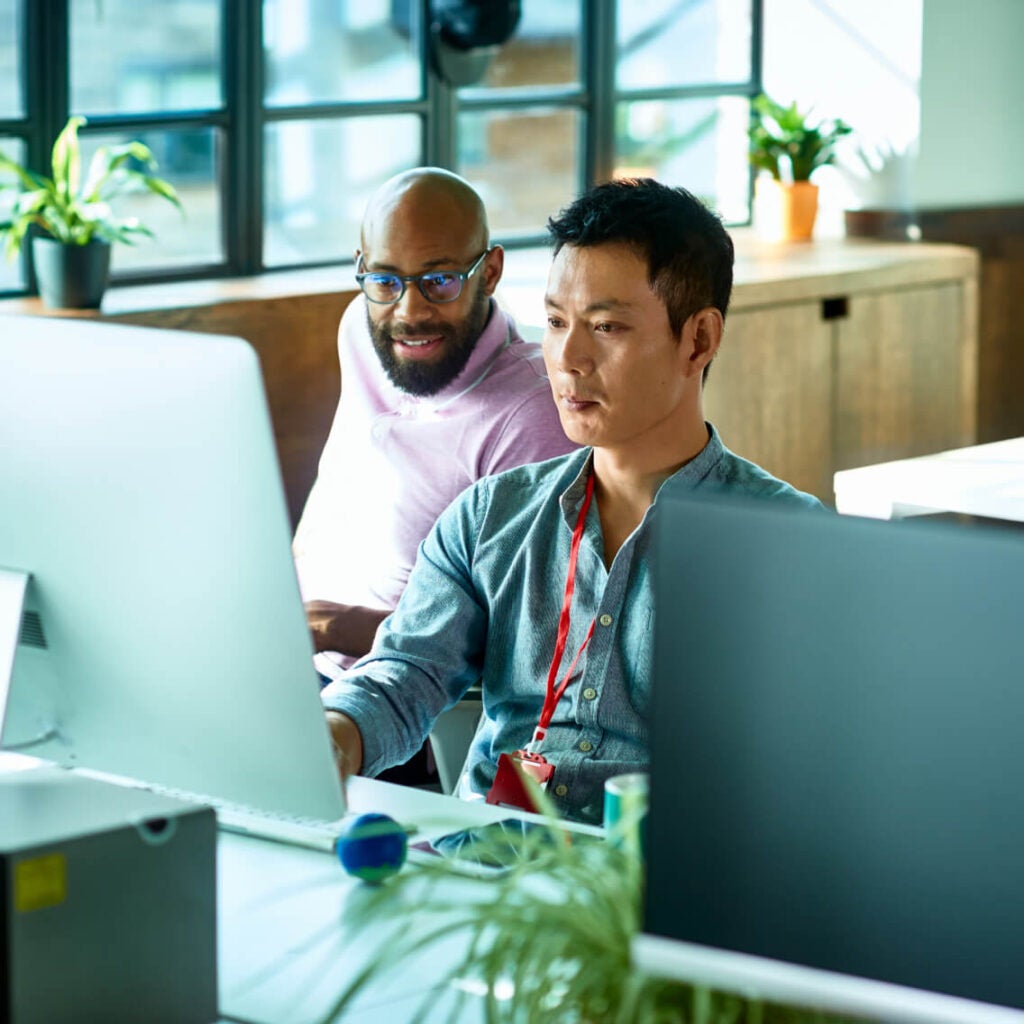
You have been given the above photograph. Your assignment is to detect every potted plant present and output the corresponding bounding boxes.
[0,116,182,309]
[748,94,852,242]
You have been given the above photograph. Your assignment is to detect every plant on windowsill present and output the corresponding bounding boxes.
[0,115,183,309]
[748,93,853,242]
[322,795,864,1024]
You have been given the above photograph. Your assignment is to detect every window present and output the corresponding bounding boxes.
[0,0,760,296]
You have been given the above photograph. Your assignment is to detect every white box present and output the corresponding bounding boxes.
[1,766,217,1024]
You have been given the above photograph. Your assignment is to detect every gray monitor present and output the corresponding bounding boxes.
[0,315,344,823]
[638,494,1024,1024]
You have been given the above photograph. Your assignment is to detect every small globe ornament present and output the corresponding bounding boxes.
[336,812,408,884]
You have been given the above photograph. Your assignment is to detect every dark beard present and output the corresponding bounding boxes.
[367,286,491,397]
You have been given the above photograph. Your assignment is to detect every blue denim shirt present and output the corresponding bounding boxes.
[321,425,823,824]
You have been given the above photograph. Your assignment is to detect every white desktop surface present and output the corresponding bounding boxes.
[217,777,532,1024]
[833,437,1024,521]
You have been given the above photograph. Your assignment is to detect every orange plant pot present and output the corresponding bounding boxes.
[755,179,820,242]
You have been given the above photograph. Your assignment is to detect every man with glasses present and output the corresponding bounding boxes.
[293,167,574,686]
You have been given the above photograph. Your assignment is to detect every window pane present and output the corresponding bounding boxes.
[458,107,579,238]
[458,0,581,93]
[264,0,420,106]
[0,0,20,117]
[263,116,421,268]
[616,0,752,90]
[0,136,26,291]
[70,0,221,115]
[80,127,222,273]
[615,97,751,224]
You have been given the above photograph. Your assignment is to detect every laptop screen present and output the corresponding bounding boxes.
[0,316,344,823]
[639,494,1024,1023]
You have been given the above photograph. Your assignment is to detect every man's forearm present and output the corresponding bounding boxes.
[305,601,389,657]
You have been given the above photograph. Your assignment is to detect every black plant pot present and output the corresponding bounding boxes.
[31,236,112,309]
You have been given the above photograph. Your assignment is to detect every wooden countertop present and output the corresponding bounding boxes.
[0,235,978,328]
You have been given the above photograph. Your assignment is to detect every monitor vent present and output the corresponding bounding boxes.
[19,611,47,649]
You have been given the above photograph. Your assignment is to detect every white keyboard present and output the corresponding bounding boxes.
[132,778,346,853]
[37,764,348,854]
[214,803,345,853]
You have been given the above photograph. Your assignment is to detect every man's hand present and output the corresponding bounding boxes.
[326,710,364,780]
[304,600,388,658]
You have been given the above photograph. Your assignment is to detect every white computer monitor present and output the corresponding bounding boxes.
[639,493,1024,1024]
[0,315,344,822]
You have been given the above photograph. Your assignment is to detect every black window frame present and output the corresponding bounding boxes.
[0,0,762,298]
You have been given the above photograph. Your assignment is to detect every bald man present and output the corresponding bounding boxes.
[293,168,575,679]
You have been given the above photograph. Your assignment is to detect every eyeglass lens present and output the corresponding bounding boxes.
[362,271,464,304]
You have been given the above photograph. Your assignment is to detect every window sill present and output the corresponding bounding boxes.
[0,264,357,319]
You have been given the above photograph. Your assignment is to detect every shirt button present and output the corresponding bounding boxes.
[578,740,592,753]
[582,687,597,701]
[599,613,613,627]
[554,784,568,797]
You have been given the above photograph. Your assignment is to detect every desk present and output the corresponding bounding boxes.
[0,754,580,1024]
[833,437,1024,522]
[221,777,600,1024]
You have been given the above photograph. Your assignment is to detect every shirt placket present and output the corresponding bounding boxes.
[550,511,640,804]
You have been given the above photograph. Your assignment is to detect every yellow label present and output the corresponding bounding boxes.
[14,853,67,913]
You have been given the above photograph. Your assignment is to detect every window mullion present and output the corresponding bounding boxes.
[749,0,765,221]
[22,0,67,295]
[423,0,455,170]
[224,0,263,275]
[584,0,616,187]
[25,0,66,175]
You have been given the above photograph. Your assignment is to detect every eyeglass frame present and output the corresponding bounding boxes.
[354,248,492,305]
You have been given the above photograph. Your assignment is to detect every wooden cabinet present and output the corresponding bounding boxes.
[703,238,979,504]
[705,299,835,500]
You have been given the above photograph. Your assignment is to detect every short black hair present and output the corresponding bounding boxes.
[546,178,734,335]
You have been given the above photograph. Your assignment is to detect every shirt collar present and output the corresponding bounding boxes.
[654,422,726,496]
[558,449,596,528]
[556,425,727,529]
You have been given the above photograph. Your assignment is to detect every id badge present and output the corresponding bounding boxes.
[486,750,555,813]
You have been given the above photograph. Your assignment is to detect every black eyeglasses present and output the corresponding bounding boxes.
[355,249,490,305]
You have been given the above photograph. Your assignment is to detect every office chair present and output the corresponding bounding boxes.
[427,686,483,795]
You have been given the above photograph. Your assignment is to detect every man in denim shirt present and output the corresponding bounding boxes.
[322,178,822,825]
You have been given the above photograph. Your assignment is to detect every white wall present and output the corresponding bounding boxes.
[761,0,922,230]
[762,0,1024,216]
[914,0,1024,208]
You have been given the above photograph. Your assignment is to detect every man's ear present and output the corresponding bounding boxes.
[684,307,724,377]
[482,244,505,295]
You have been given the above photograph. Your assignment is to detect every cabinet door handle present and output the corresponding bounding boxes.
[822,297,849,320]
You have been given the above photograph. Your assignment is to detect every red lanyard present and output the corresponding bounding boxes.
[527,471,596,753]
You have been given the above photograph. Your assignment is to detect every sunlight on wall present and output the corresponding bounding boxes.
[762,0,922,232]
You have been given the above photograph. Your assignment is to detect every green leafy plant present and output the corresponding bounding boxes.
[321,801,867,1024]
[749,94,853,183]
[0,115,182,260]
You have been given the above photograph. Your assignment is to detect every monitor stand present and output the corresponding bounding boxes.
[0,568,60,753]
[0,567,28,723]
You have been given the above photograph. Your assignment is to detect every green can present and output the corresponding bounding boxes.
[603,772,648,858]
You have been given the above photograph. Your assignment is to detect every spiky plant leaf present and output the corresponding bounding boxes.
[50,115,85,204]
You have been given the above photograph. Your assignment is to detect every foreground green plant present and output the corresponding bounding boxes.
[326,805,866,1024]
[0,115,182,259]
